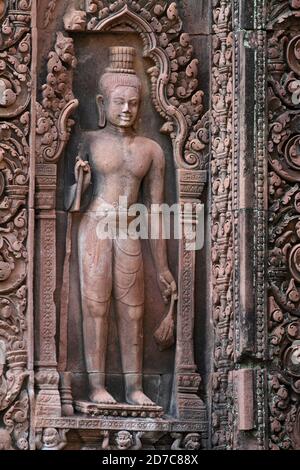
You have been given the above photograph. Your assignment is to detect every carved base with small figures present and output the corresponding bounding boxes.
[34,415,207,450]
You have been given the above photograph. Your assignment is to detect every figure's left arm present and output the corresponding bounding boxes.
[143,144,177,303]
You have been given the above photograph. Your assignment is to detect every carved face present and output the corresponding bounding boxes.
[43,428,59,447]
[17,437,28,450]
[115,431,132,450]
[184,434,201,450]
[105,86,140,128]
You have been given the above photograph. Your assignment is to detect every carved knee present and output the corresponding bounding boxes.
[82,296,109,319]
[128,305,144,321]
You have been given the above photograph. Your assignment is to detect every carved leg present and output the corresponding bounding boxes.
[115,301,154,406]
[82,296,116,404]
[79,221,115,404]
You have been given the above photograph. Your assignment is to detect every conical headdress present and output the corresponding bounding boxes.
[99,46,141,95]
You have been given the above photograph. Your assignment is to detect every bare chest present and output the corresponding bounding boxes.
[88,137,151,179]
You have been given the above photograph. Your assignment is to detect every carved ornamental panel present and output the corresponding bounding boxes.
[0,0,299,452]
[32,0,209,451]
[0,0,31,451]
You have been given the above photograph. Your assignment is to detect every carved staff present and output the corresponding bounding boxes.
[58,151,86,415]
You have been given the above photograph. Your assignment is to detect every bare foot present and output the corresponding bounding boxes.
[90,388,117,404]
[126,390,155,407]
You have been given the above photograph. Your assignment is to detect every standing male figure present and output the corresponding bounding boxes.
[71,47,176,406]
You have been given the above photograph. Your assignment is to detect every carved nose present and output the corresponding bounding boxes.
[122,102,129,112]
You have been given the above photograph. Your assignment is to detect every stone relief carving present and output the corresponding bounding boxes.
[1,0,296,451]
[268,0,300,27]
[43,0,58,28]
[36,32,78,165]
[99,430,143,450]
[231,0,268,450]
[36,427,68,450]
[34,0,208,437]
[2,390,29,450]
[171,432,201,450]
[210,0,269,450]
[63,0,208,171]
[211,0,234,450]
[79,429,202,451]
[0,427,13,450]
[267,0,300,450]
[0,0,30,451]
[69,46,177,410]
[35,30,78,418]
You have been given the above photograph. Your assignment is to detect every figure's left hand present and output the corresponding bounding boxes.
[158,269,177,304]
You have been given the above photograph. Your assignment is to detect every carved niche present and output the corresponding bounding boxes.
[34,0,209,450]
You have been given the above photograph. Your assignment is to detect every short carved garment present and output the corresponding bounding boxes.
[78,212,144,307]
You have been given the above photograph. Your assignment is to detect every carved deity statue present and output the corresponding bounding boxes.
[70,47,177,406]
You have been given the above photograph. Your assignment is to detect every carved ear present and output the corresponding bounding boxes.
[96,94,106,128]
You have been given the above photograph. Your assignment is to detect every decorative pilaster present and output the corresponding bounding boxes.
[34,32,78,417]
[176,169,207,420]
[211,0,234,449]
[231,0,268,450]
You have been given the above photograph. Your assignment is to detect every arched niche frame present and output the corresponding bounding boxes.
[35,0,208,427]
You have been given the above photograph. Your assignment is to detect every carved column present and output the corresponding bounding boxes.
[231,0,268,450]
[35,165,61,416]
[176,169,207,420]
[35,32,78,417]
[211,0,270,450]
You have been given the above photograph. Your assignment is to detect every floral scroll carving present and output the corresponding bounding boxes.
[3,390,29,450]
[211,0,234,450]
[0,0,31,450]
[268,1,300,450]
[268,0,300,27]
[36,32,78,165]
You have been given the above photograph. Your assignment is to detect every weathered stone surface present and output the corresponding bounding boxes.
[1,0,298,451]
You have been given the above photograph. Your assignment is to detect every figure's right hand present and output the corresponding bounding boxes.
[75,157,91,186]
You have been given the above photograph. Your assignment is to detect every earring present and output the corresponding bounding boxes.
[97,95,106,128]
